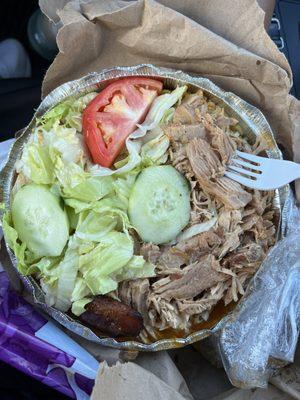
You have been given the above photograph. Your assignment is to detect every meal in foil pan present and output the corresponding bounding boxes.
[2,77,276,341]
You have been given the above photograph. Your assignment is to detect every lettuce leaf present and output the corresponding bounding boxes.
[65,196,132,232]
[175,216,217,243]
[2,211,28,274]
[140,127,170,166]
[64,93,98,132]
[55,157,114,202]
[79,231,134,295]
[38,92,97,132]
[137,85,187,132]
[64,176,114,203]
[27,255,62,279]
[15,143,55,185]
[161,107,175,124]
[75,210,117,242]
[92,199,132,233]
[64,198,94,214]
[71,278,90,303]
[15,92,97,189]
[37,103,71,132]
[27,237,79,312]
[71,298,92,316]
[44,123,85,166]
[112,173,137,210]
[118,255,155,280]
[54,236,79,311]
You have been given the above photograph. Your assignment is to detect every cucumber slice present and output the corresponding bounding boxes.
[128,165,190,244]
[12,184,69,258]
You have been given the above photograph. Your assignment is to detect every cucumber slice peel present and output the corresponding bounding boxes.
[12,184,69,258]
[128,166,190,244]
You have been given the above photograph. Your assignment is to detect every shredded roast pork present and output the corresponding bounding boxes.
[153,255,224,300]
[186,138,252,209]
[111,90,276,340]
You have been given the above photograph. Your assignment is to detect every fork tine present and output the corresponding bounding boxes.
[227,165,259,178]
[224,171,258,189]
[236,150,262,164]
[231,157,263,171]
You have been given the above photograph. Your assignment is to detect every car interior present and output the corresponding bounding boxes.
[0,0,299,399]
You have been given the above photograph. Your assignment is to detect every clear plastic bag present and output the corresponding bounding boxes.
[218,192,300,388]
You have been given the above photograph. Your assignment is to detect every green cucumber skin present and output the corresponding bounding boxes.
[128,165,190,244]
[12,184,69,258]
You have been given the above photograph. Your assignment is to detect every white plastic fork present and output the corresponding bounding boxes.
[225,150,300,190]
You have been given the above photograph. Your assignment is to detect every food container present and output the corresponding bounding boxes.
[0,64,289,351]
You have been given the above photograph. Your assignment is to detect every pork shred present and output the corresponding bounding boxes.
[112,90,276,340]
[186,138,251,209]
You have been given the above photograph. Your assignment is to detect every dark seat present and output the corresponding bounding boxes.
[0,78,42,141]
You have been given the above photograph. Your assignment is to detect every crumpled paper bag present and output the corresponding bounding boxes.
[89,346,300,400]
[35,0,300,398]
[40,0,300,163]
[91,353,194,400]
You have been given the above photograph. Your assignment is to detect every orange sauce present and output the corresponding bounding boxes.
[152,300,237,341]
[98,300,238,344]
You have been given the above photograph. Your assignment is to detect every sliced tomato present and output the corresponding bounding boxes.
[83,77,163,167]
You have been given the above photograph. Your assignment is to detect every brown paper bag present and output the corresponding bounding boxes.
[40,0,300,158]
[88,347,300,400]
[91,352,195,400]
[38,1,300,398]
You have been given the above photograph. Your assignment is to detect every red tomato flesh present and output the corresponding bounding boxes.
[83,77,163,167]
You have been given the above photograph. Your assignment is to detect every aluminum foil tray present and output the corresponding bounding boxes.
[0,64,289,351]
